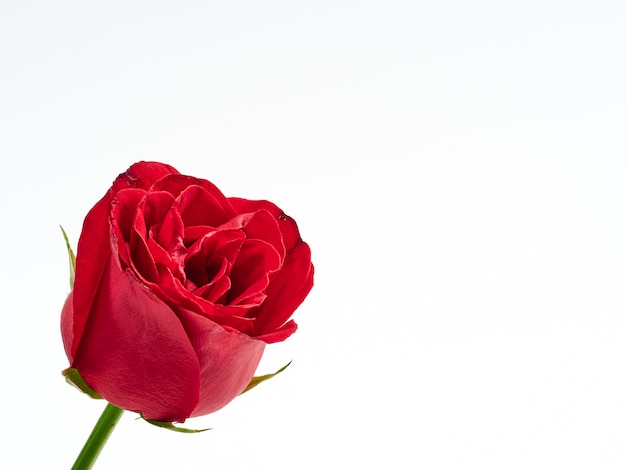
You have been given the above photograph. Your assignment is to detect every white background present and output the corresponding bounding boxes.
[1,1,626,468]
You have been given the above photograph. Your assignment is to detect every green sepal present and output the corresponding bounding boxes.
[141,415,211,433]
[60,226,76,289]
[62,368,103,399]
[241,361,291,395]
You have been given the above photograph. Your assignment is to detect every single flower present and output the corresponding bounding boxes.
[61,162,313,422]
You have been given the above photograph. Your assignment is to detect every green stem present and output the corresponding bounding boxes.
[72,403,124,470]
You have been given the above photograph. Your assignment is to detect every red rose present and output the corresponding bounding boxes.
[61,162,313,422]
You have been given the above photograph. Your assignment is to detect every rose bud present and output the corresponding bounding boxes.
[61,162,313,422]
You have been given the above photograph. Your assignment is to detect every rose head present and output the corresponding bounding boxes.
[61,162,313,422]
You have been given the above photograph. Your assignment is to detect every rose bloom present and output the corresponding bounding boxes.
[61,162,313,422]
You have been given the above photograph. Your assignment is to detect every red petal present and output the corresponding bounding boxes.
[254,319,298,344]
[155,204,185,258]
[129,224,158,282]
[227,239,281,306]
[254,241,313,340]
[73,257,201,422]
[111,188,146,267]
[193,265,231,302]
[184,225,213,245]
[219,210,285,261]
[175,185,234,227]
[111,162,179,194]
[69,193,113,359]
[228,198,301,249]
[111,189,145,242]
[151,174,235,217]
[174,307,265,417]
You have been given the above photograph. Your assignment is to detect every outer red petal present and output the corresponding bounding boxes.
[254,241,314,341]
[111,161,179,194]
[69,193,113,359]
[229,198,314,341]
[255,319,298,344]
[72,256,201,422]
[175,307,265,417]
